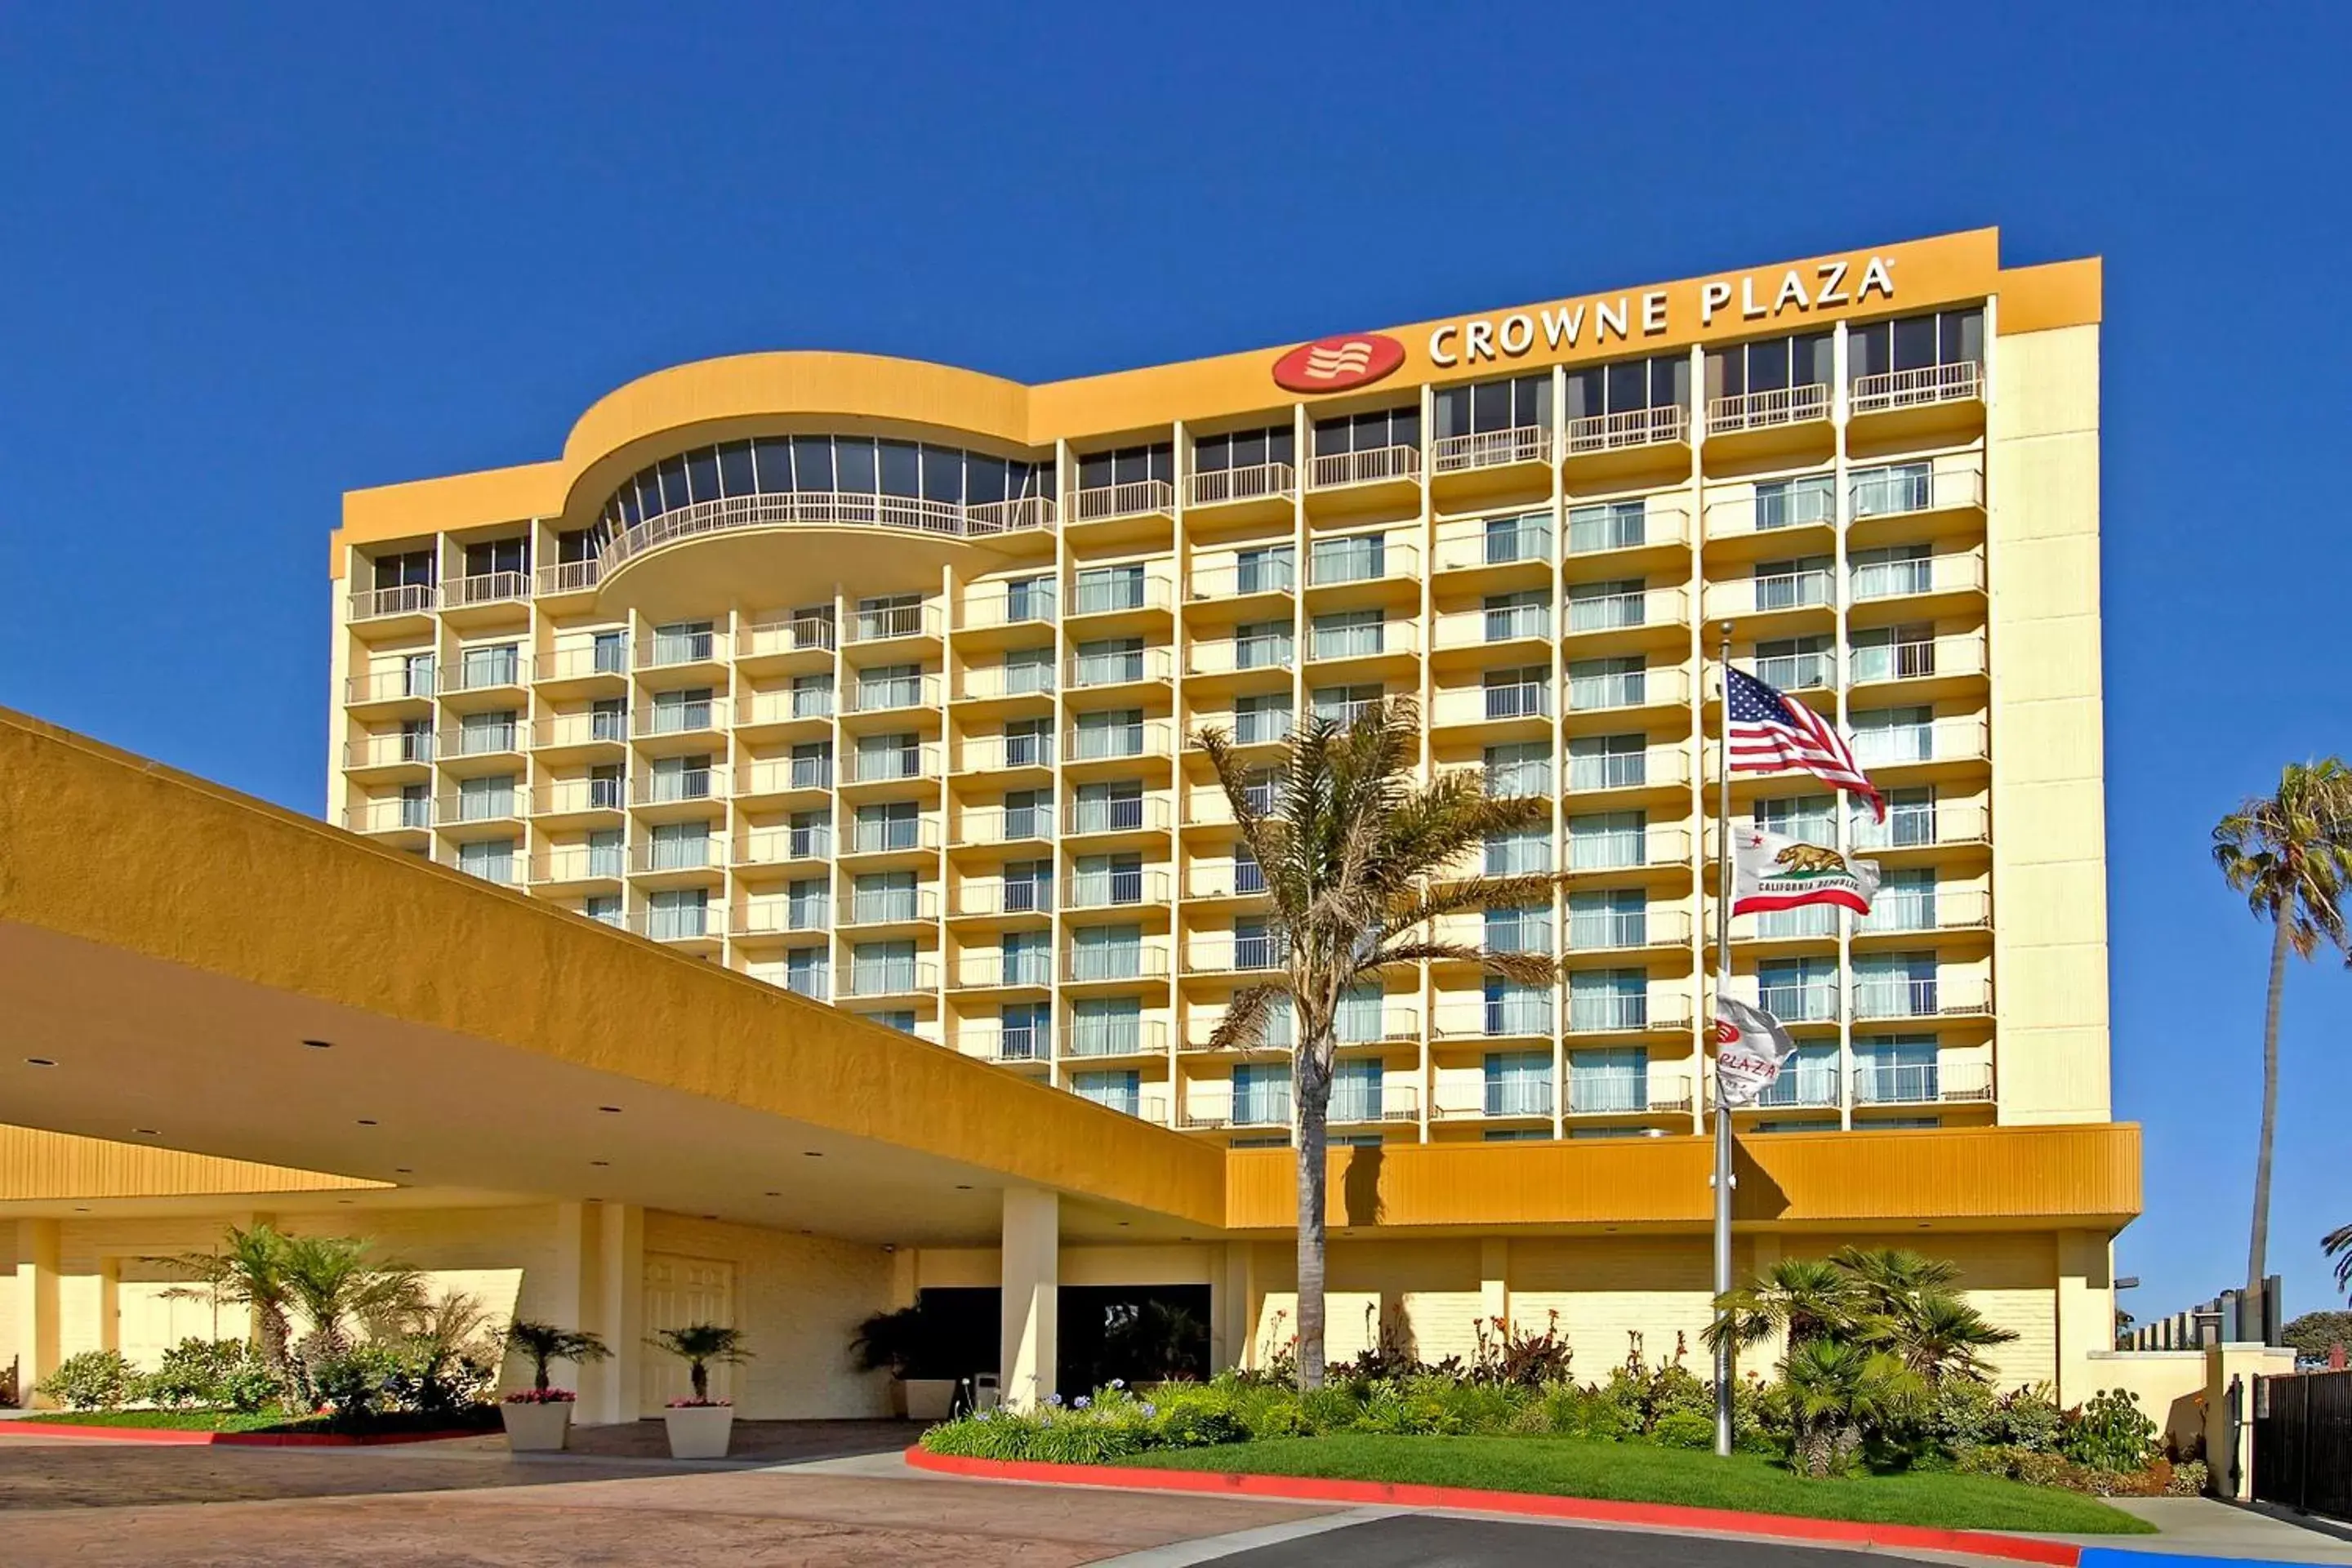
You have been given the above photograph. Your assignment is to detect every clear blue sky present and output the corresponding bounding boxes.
[2,4,2343,1325]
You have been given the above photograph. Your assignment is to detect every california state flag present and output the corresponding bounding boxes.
[1730,826,1880,917]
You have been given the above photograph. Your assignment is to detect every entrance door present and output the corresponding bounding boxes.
[640,1253,737,1415]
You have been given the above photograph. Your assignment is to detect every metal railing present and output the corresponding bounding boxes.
[1705,382,1829,435]
[1848,801,1990,853]
[536,559,602,597]
[1064,1019,1169,1058]
[1307,617,1419,663]
[1309,443,1421,491]
[849,674,942,714]
[1187,558,1297,601]
[1702,487,1838,540]
[434,788,524,825]
[635,630,720,669]
[348,583,436,621]
[1185,932,1285,972]
[1568,1072,1693,1115]
[1704,570,1837,620]
[1067,647,1174,688]
[1851,550,1988,602]
[730,900,831,937]
[1851,459,1985,520]
[843,960,939,999]
[1062,941,1173,982]
[1567,497,1690,556]
[446,653,530,693]
[1307,538,1418,587]
[960,662,1056,702]
[1433,999,1556,1040]
[1064,719,1176,764]
[733,826,832,866]
[632,700,729,738]
[533,777,626,815]
[737,688,837,727]
[1071,479,1176,523]
[531,846,626,884]
[1566,746,1687,794]
[1432,425,1552,474]
[1565,403,1686,455]
[1189,461,1295,507]
[1850,718,1989,768]
[1187,636,1295,678]
[1565,825,1691,874]
[346,667,436,703]
[838,889,941,927]
[841,743,943,783]
[736,616,837,657]
[602,490,1052,571]
[951,879,1054,917]
[344,733,434,769]
[1067,870,1170,910]
[957,585,1058,630]
[844,816,942,857]
[343,798,433,833]
[1756,982,1842,1024]
[630,767,729,806]
[629,904,717,942]
[1850,360,1982,415]
[1853,1060,1994,1104]
[1069,572,1174,617]
[533,711,630,749]
[1568,907,1693,952]
[847,603,945,644]
[1433,515,1552,572]
[1179,1094,1292,1130]
[1330,1085,1418,1124]
[1566,664,1690,714]
[1565,586,1688,635]
[1851,976,1993,1020]
[630,837,724,875]
[443,571,531,609]
[537,644,631,682]
[439,719,525,759]
[1855,887,1993,935]
[1436,1079,1555,1119]
[955,807,1056,846]
[951,951,1055,989]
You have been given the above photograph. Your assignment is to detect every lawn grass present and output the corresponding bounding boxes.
[21,1408,499,1436]
[1116,1435,2156,1535]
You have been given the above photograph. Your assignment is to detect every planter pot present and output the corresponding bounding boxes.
[662,1404,735,1459]
[898,1379,958,1422]
[501,1401,572,1452]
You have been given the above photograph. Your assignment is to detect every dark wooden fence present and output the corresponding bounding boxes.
[2255,1367,2352,1517]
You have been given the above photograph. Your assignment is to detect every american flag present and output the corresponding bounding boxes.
[1724,666,1884,820]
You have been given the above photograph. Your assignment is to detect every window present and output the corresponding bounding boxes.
[1233,620,1294,673]
[1564,354,1689,421]
[856,730,920,780]
[1311,404,1419,457]
[1483,511,1552,565]
[1708,332,1832,399]
[1854,1034,1940,1102]
[592,630,627,674]
[1003,646,1054,696]
[1755,474,1835,530]
[1232,915,1281,971]
[1851,622,1936,684]
[1072,707,1144,760]
[651,686,715,734]
[589,697,626,744]
[1850,541,1933,597]
[1485,905,1552,955]
[457,771,518,820]
[456,837,517,885]
[791,673,835,719]
[1851,706,1935,765]
[1852,787,1938,851]
[398,718,434,764]
[849,939,919,996]
[1568,733,1646,792]
[1860,869,1939,934]
[851,871,919,925]
[1194,424,1296,472]
[1002,929,1052,986]
[651,621,715,665]
[787,808,831,860]
[1234,544,1297,595]
[370,548,436,592]
[1004,574,1057,623]
[1072,1067,1142,1114]
[460,643,522,690]
[1755,635,1834,692]
[1485,823,1552,875]
[1566,499,1646,555]
[1566,579,1645,634]
[1074,853,1144,908]
[853,800,920,854]
[604,438,1056,532]
[1484,741,1551,799]
[786,877,828,930]
[1757,956,1839,1022]
[1232,1063,1293,1126]
[1002,716,1052,768]
[1570,889,1645,951]
[649,820,710,871]
[1570,1046,1649,1113]
[1435,373,1551,438]
[1753,556,1833,612]
[1077,443,1174,492]
[1071,780,1142,834]
[1483,665,1548,721]
[784,947,829,1001]
[998,1003,1050,1061]
[1311,608,1384,661]
[399,652,435,697]
[1312,684,1382,725]
[398,782,430,828]
[1483,979,1554,1037]
[1850,462,1934,520]
[1855,954,1938,1019]
[1568,810,1645,871]
[1849,309,1984,382]
[647,887,708,940]
[1334,986,1383,1044]
[998,859,1052,915]
[583,894,621,927]
[1070,922,1144,982]
[1484,589,1549,642]
[1235,691,1292,746]
[1309,532,1386,586]
[1330,1060,1385,1123]
[1757,1043,1839,1108]
[462,537,529,577]
[1484,1050,1553,1116]
[1566,656,1645,712]
[1074,637,1145,687]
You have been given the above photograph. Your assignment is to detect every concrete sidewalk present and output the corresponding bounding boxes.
[2057,1498,2352,1564]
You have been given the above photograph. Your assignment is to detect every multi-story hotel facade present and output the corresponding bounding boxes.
[2,228,2136,1420]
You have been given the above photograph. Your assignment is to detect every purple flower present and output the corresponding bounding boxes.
[1109,1379,1125,1391]
[1073,1396,1091,1410]
[1044,1392,1062,1407]
[1141,1403,1157,1418]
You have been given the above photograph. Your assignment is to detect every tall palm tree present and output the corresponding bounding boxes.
[2212,759,2352,1298]
[1704,1256,1865,1356]
[277,1232,428,1355]
[154,1223,301,1403]
[2326,1222,2352,1295]
[1196,698,1567,1390]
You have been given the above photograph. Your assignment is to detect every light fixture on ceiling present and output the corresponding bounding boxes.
[336,1199,354,1205]
[356,1118,378,1126]
[802,1150,822,1157]
[598,1105,622,1114]
[132,1128,158,1137]
[763,1191,781,1198]
[589,1160,610,1168]
[954,1183,973,1191]
[393,1167,413,1174]
[301,1039,333,1050]
[24,1058,56,1067]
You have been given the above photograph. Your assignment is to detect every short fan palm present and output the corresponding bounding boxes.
[652,1322,751,1404]
[1195,697,1570,1390]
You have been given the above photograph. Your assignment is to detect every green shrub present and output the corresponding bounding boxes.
[2010,1448,2079,1490]
[1153,1401,1244,1448]
[1992,1384,2063,1451]
[36,1349,136,1410]
[136,1338,277,1411]
[1951,1444,2011,1477]
[1650,1410,1716,1450]
[2058,1388,2157,1472]
[1297,1384,1360,1435]
[1927,1377,1998,1453]
[2167,1459,2208,1497]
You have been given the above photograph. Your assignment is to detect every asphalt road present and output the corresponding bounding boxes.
[1206,1513,1940,1566]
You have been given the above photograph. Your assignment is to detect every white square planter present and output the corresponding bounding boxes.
[501,1400,572,1452]
[662,1404,735,1459]
[898,1379,958,1422]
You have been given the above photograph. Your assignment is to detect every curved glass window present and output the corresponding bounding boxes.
[598,436,1057,537]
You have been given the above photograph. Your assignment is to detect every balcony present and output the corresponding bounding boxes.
[1183,784,1272,831]
[629,767,729,809]
[536,644,633,690]
[1561,586,1690,644]
[1187,635,1296,679]
[1850,550,1988,607]
[1851,718,1989,773]
[1701,487,1838,545]
[730,901,830,938]
[1851,975,1994,1022]
[629,837,726,878]
[441,571,531,615]
[1849,801,1990,856]
[1064,1019,1171,1060]
[950,951,1054,990]
[1566,745,1692,800]
[1564,991,1694,1036]
[1306,538,1419,591]
[343,797,433,835]
[735,615,837,664]
[1187,461,1297,521]
[1432,683,1552,733]
[627,904,720,948]
[1067,870,1171,911]
[845,603,946,648]
[1567,907,1694,954]
[840,742,944,786]
[1187,557,1297,608]
[1433,515,1553,577]
[1753,982,1842,1026]
[1433,604,1551,656]
[1183,862,1267,902]
[438,848,527,889]
[958,1022,1050,1063]
[846,674,942,716]
[1564,664,1693,719]
[437,720,526,769]
[837,889,941,929]
[443,652,532,698]
[600,492,1053,578]
[1849,461,1987,537]
[1431,425,1552,498]
[1847,633,1989,699]
[953,807,1057,849]
[1563,404,1687,466]
[532,777,626,819]
[1854,1059,1994,1107]
[1564,825,1692,878]
[1305,617,1419,670]
[1434,1080,1556,1120]
[1850,360,1983,421]
[1067,572,1176,626]
[958,662,1056,704]
[1063,719,1178,767]
[733,826,832,870]
[343,733,434,774]
[635,631,724,674]
[1066,647,1175,693]
[956,734,1055,776]
[736,689,837,736]
[345,667,436,708]
[1702,569,1837,624]
[530,846,625,888]
[1705,382,1830,442]
[1566,1072,1694,1116]
[949,879,1055,918]
[1178,1093,1292,1131]
[1062,940,1173,984]
[1183,932,1285,974]
[842,960,939,1000]
[842,815,943,860]
[956,584,1059,635]
[346,582,437,626]
[532,711,630,757]
[1307,443,1421,501]
[632,700,730,744]
[1071,479,1177,527]
[1432,1000,1556,1043]
[1854,887,1993,938]
[535,559,602,599]
[1329,1085,1419,1125]
[434,788,525,831]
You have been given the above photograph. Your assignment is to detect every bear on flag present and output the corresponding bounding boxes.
[1730,826,1881,917]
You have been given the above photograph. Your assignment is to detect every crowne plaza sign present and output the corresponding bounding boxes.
[1426,253,1900,369]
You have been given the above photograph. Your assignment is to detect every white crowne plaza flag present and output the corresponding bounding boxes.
[1730,826,1882,918]
[1714,997,1797,1108]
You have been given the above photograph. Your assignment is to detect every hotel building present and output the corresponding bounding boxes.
[2,229,2136,1419]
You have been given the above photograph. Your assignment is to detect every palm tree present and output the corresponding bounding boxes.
[1704,1257,1865,1356]
[2212,759,2352,1298]
[1780,1338,1923,1478]
[652,1323,750,1404]
[2326,1222,2352,1295]
[154,1223,301,1405]
[506,1319,612,1395]
[1829,1246,2016,1384]
[276,1232,428,1356]
[1195,698,1567,1390]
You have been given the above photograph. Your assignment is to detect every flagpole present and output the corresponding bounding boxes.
[1712,620,1735,1459]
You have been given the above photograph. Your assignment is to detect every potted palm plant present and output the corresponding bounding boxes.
[500,1320,612,1451]
[652,1323,749,1458]
[850,1303,959,1419]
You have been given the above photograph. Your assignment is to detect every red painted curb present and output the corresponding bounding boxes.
[1,1420,488,1447]
[903,1446,2087,1566]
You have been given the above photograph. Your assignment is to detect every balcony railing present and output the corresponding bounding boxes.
[737,688,837,728]
[1850,718,1989,768]
[443,571,531,610]
[1068,573,1175,618]
[1851,550,1988,603]
[1566,664,1690,715]
[951,951,1055,989]
[838,889,940,927]
[844,816,942,857]
[730,901,830,937]
[1307,538,1418,587]
[439,721,525,760]
[848,675,942,715]
[1435,1079,1555,1120]
[733,827,832,866]
[736,616,837,657]
[1309,443,1420,491]
[843,960,939,998]
[1567,907,1694,952]
[1433,515,1552,572]
[1064,720,1177,764]
[1064,1019,1170,1058]
[446,653,531,693]
[534,777,626,816]
[1567,1072,1693,1116]
[1188,461,1295,508]
[1756,982,1842,1024]
[343,798,433,833]
[536,559,602,597]
[632,700,730,739]
[1564,586,1689,636]
[956,807,1056,847]
[1853,1060,1994,1105]
[951,880,1054,917]
[841,743,944,784]
[1565,825,1692,874]
[531,847,625,884]
[1704,570,1837,620]
[1187,636,1295,678]
[1432,425,1552,474]
[532,711,630,750]
[1307,618,1419,663]
[960,662,1056,702]
[344,733,434,769]
[630,767,728,806]
[434,789,524,825]
[1848,802,1990,853]
[1062,942,1173,983]
[1566,403,1686,456]
[1850,360,1982,416]
[630,837,724,875]
[959,734,1055,773]
[1067,648,1175,689]
[1855,887,1993,935]
[1179,1094,1292,1130]
[346,667,436,703]
[1566,746,1689,795]
[1851,976,1993,1021]
[1067,870,1170,910]
[1329,1085,1418,1124]
[1851,460,1985,521]
[958,584,1058,630]
[1706,381,1830,436]
[602,491,1051,572]
[348,583,436,621]
[1701,486,1838,541]
[537,644,632,683]
[1433,999,1556,1040]
[1185,932,1285,973]
[847,603,945,645]
[1072,479,1175,523]
[1188,559,1297,601]
[629,904,717,942]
